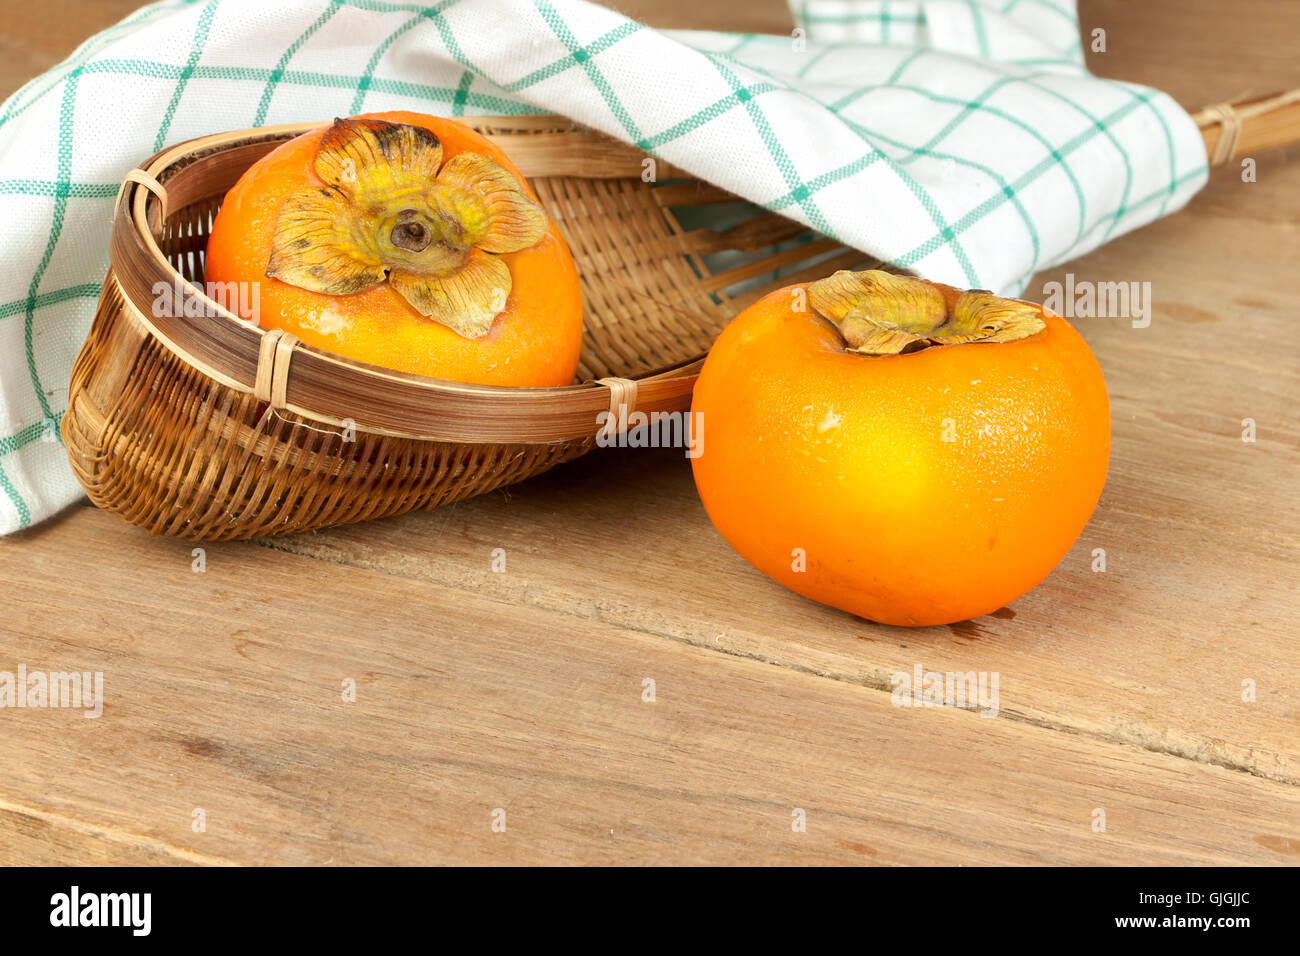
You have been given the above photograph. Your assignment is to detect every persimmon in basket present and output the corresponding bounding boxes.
[204,111,583,386]
[690,270,1110,627]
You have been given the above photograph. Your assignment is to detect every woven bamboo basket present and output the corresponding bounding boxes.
[64,115,878,541]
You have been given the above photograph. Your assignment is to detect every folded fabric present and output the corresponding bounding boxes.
[0,0,1208,534]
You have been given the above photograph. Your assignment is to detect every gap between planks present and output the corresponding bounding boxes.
[251,532,1300,789]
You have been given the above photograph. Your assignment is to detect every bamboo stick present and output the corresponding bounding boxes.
[1195,87,1300,167]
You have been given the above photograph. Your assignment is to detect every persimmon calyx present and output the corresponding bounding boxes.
[265,117,547,338]
[808,269,1046,355]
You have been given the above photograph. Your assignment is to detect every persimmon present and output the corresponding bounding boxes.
[204,111,583,386]
[690,270,1110,627]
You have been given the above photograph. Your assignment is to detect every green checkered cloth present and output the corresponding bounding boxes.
[0,0,1207,534]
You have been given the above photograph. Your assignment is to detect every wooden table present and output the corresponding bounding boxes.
[2,1,1297,865]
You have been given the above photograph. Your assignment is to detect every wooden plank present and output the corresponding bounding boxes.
[1,506,1298,865]
[1081,0,1300,109]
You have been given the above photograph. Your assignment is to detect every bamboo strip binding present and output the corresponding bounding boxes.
[1195,87,1300,166]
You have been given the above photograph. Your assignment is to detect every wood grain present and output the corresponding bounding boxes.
[3,504,1298,865]
[2,0,1299,865]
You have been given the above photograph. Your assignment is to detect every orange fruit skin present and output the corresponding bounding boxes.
[204,110,583,387]
[689,284,1110,627]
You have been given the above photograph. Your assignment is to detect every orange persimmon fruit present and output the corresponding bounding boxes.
[204,110,583,386]
[690,269,1110,627]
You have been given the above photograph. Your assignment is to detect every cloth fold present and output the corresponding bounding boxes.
[0,0,1208,534]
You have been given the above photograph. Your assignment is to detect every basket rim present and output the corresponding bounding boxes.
[109,116,708,445]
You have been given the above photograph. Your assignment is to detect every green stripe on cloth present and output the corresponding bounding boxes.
[253,0,344,126]
[534,0,645,145]
[0,414,62,456]
[881,81,1088,248]
[0,0,202,131]
[154,0,219,150]
[701,54,834,241]
[965,0,992,58]
[894,91,1152,269]
[823,50,1152,261]
[704,47,982,285]
[0,181,117,198]
[502,22,643,93]
[831,47,928,111]
[23,68,82,429]
[795,44,836,79]
[451,71,473,115]
[637,81,780,151]
[867,116,1042,270]
[349,0,463,114]
[1070,165,1206,250]
[80,58,540,114]
[0,283,101,320]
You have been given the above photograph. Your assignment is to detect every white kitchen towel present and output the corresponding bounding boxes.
[0,0,1208,534]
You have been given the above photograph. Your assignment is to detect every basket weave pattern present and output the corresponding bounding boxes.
[64,117,874,541]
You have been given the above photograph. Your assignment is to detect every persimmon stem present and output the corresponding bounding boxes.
[391,212,433,253]
[808,270,1046,355]
[267,117,547,338]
